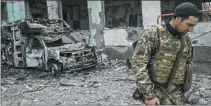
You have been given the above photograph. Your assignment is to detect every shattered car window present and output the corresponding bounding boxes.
[44,35,75,47]
[61,35,75,44]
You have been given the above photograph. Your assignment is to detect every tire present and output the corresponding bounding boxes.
[90,64,97,69]
[1,50,6,64]
[126,59,132,69]
[48,61,60,76]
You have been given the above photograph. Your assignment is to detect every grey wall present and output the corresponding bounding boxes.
[102,27,144,60]
[189,22,211,74]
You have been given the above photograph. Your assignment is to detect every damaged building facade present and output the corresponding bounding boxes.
[1,0,211,74]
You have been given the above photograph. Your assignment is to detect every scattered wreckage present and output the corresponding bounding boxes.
[1,19,101,76]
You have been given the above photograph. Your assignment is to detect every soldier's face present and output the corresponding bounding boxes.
[175,16,199,35]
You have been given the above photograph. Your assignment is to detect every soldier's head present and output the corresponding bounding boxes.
[171,2,200,35]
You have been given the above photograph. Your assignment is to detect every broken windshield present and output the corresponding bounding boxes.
[44,35,76,47]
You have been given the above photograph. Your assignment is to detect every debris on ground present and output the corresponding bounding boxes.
[1,58,211,105]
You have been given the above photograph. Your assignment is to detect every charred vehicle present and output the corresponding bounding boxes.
[1,19,100,76]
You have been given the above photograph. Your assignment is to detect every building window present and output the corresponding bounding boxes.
[202,2,211,22]
[14,30,20,41]
[1,2,8,22]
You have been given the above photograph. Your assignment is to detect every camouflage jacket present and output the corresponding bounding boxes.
[131,24,192,100]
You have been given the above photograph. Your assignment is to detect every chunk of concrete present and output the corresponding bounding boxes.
[102,27,143,60]
[103,46,134,60]
[192,62,211,75]
[197,98,209,105]
[189,22,211,46]
[103,28,133,47]
[69,30,90,42]
[192,46,211,62]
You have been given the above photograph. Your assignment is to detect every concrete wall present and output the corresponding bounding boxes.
[102,27,143,60]
[6,1,26,22]
[47,0,63,19]
[190,22,211,46]
[142,1,161,29]
[189,22,211,74]
[192,46,211,75]
[87,0,105,47]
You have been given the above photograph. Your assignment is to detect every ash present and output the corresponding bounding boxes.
[1,57,211,105]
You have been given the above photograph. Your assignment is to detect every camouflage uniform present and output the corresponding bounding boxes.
[131,24,192,105]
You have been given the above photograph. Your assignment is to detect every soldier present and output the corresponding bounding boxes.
[131,2,200,105]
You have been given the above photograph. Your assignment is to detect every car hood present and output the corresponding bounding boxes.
[47,43,92,52]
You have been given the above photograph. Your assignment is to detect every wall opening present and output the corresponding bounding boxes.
[26,0,48,19]
[104,0,143,28]
[61,0,89,30]
[1,2,8,22]
[202,2,211,22]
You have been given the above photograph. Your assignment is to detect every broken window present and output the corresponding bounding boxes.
[61,35,75,44]
[28,0,48,19]
[14,30,20,41]
[25,37,44,67]
[26,38,43,53]
[1,2,7,22]
[202,2,211,22]
[31,38,42,49]
[104,1,143,28]
[44,35,75,47]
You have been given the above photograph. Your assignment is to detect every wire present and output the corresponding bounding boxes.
[191,30,211,41]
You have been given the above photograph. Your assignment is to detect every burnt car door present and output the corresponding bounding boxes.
[1,25,14,66]
[11,26,25,68]
[25,37,45,68]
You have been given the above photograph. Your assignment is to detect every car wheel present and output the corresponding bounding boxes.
[91,64,97,69]
[48,62,60,76]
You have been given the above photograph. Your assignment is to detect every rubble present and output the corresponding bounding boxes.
[185,74,211,105]
[102,27,143,60]
[197,98,209,105]
[2,59,211,105]
[69,30,90,43]
[1,21,211,105]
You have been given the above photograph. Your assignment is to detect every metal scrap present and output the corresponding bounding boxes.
[23,81,51,93]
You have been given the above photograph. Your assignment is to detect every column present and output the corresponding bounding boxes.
[87,0,105,48]
[141,1,161,29]
[46,0,63,19]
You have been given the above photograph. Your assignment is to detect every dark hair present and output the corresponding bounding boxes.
[173,15,200,21]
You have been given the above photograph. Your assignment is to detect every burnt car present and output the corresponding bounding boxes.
[1,19,100,76]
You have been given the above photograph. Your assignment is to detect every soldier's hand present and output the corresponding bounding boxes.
[145,97,160,105]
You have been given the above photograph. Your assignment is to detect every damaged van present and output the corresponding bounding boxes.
[1,19,100,76]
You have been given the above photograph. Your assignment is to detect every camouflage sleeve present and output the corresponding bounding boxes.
[186,35,193,63]
[189,38,193,62]
[131,27,158,101]
[183,36,193,92]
